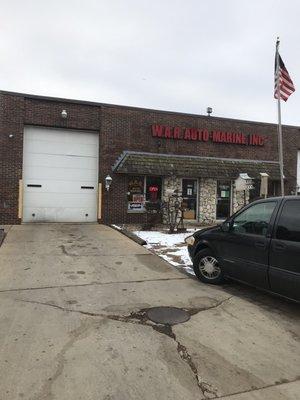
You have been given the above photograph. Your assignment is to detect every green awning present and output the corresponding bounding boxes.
[113,151,281,180]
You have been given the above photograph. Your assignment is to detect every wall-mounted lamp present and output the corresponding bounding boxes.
[61,110,68,119]
[105,175,113,191]
[8,134,14,138]
[206,107,213,117]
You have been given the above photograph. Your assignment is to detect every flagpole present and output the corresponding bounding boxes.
[276,37,285,196]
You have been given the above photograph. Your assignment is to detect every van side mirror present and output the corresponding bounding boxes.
[221,221,231,232]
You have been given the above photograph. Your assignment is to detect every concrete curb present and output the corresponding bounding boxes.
[0,229,5,247]
[110,225,147,246]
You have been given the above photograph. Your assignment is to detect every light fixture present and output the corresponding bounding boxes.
[105,175,113,191]
[8,134,14,138]
[206,107,212,116]
[61,110,67,119]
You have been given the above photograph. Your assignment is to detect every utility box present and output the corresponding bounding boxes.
[235,173,254,192]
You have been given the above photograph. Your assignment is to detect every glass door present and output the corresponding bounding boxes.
[182,179,197,220]
[216,181,231,219]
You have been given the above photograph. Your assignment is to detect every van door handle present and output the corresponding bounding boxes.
[273,242,286,252]
[255,241,266,249]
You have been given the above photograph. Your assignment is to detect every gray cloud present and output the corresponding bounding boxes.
[0,0,299,125]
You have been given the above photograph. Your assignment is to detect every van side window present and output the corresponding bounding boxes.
[276,200,300,242]
[232,202,276,236]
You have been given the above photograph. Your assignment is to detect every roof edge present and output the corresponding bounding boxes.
[1,89,299,129]
[113,151,280,166]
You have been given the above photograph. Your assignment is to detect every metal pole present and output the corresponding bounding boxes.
[276,37,285,196]
[107,190,110,225]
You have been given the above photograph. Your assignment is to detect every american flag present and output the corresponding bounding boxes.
[274,53,295,101]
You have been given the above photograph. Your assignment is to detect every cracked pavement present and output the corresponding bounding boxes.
[0,224,299,400]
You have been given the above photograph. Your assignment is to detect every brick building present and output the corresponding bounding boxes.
[1,90,300,226]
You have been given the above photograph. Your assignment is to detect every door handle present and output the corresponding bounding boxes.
[273,242,286,251]
[255,241,266,249]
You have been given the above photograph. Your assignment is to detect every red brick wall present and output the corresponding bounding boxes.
[100,105,300,223]
[0,93,102,225]
[1,92,300,225]
[25,98,101,131]
[0,94,24,224]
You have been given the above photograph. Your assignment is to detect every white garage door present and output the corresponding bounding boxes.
[23,126,99,222]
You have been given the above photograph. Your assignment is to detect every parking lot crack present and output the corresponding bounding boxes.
[177,339,218,398]
[186,296,233,316]
[17,299,105,317]
[17,299,224,397]
[149,323,216,398]
[0,276,187,294]
[208,377,300,399]
[32,319,93,400]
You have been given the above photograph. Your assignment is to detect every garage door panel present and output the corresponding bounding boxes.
[24,139,98,158]
[24,192,96,208]
[23,126,99,223]
[25,127,98,145]
[23,153,98,170]
[24,180,97,194]
[23,207,97,223]
[24,165,98,182]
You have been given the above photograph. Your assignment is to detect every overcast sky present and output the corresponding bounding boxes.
[1,0,299,125]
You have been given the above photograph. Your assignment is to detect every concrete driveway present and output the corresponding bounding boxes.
[0,224,299,400]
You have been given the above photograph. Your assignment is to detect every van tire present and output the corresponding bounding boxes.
[193,249,224,284]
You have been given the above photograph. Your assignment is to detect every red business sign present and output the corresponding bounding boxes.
[151,124,265,146]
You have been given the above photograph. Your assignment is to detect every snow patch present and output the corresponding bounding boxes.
[111,224,122,230]
[134,229,199,276]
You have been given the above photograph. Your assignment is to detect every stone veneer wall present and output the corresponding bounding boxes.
[199,179,217,224]
[162,176,183,223]
[163,176,182,200]
[232,188,250,214]
[162,177,250,224]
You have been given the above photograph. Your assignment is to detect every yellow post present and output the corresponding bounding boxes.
[98,183,102,220]
[18,179,23,219]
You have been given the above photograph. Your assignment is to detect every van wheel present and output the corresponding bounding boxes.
[193,249,224,284]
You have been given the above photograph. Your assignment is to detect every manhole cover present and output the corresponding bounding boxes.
[147,306,190,325]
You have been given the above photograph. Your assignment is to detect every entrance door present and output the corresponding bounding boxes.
[182,179,197,220]
[23,126,99,222]
[216,181,231,219]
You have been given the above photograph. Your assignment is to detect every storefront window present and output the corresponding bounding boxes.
[127,176,162,213]
[127,176,145,213]
[146,176,162,203]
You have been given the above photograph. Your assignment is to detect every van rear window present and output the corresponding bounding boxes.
[276,200,300,242]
